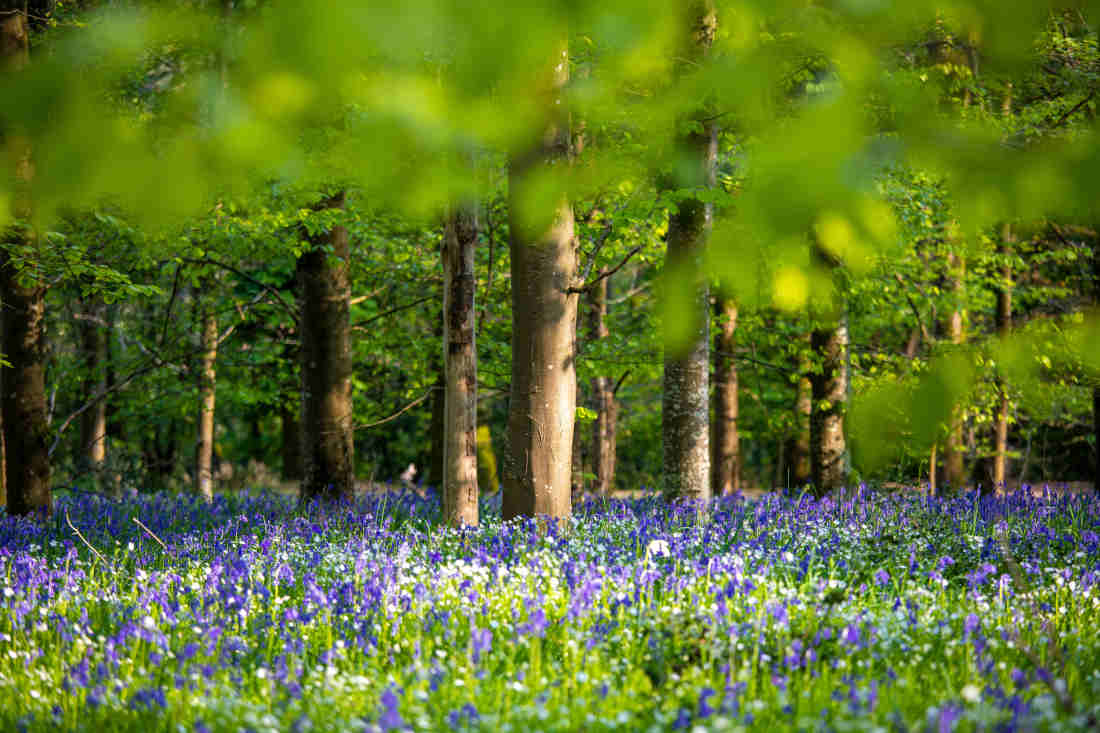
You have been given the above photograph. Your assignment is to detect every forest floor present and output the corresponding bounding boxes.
[3,486,1099,731]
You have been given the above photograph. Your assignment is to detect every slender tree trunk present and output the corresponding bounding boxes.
[194,296,217,500]
[589,274,617,496]
[298,192,354,502]
[929,442,938,494]
[1,7,50,516]
[442,203,479,527]
[792,373,812,486]
[712,297,740,495]
[663,4,717,504]
[992,226,1013,492]
[810,316,848,494]
[79,301,108,489]
[943,253,967,490]
[501,42,578,522]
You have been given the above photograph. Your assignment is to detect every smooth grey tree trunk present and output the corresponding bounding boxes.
[662,3,717,504]
[195,296,217,501]
[502,42,577,522]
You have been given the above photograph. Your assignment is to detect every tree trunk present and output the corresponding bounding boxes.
[992,226,1013,492]
[79,301,108,489]
[929,442,938,494]
[442,203,479,527]
[502,42,577,523]
[943,253,967,490]
[1,7,50,517]
[712,297,740,495]
[810,316,848,494]
[0,251,49,516]
[662,4,717,504]
[792,372,812,486]
[298,192,354,502]
[589,275,617,496]
[194,296,217,501]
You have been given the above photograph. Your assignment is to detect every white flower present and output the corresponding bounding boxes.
[961,684,981,703]
[645,540,671,560]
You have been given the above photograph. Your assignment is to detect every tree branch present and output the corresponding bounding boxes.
[185,256,298,322]
[894,272,932,345]
[354,390,431,431]
[568,245,644,294]
[353,295,434,328]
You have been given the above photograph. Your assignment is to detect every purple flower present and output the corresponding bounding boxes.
[518,608,549,638]
[963,613,980,636]
[697,687,717,718]
[471,627,492,664]
[874,568,890,586]
[937,703,963,733]
[378,687,405,732]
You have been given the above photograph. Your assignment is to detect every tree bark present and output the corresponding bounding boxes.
[589,274,617,496]
[712,297,740,495]
[792,372,813,486]
[297,192,354,502]
[79,301,108,491]
[442,203,479,527]
[992,226,1013,492]
[194,296,217,501]
[662,3,717,504]
[943,253,967,490]
[502,42,577,523]
[2,6,50,517]
[810,316,848,494]
[0,250,50,516]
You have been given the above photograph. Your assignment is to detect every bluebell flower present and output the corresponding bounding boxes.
[697,687,717,718]
[378,686,405,731]
[471,627,492,664]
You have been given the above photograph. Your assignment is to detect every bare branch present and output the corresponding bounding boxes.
[568,245,644,295]
[354,391,431,431]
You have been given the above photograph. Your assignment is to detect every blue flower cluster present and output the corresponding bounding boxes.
[1,486,1099,731]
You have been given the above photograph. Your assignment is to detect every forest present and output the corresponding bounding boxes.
[2,0,1100,730]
